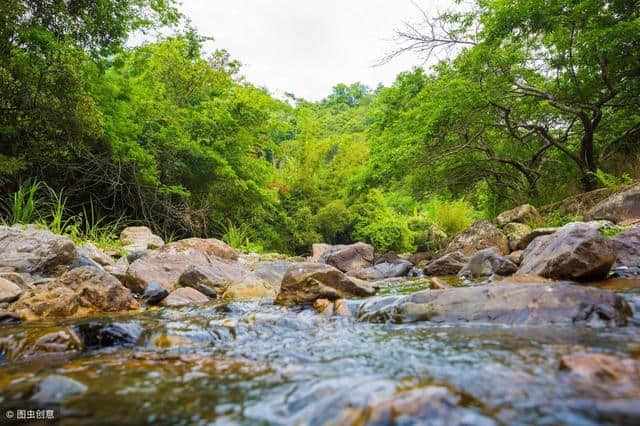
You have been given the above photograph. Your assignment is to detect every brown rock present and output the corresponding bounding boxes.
[517,223,617,281]
[612,227,640,268]
[588,184,640,224]
[423,251,468,276]
[560,352,640,390]
[0,226,76,275]
[178,261,246,298]
[120,226,164,251]
[160,287,210,307]
[275,263,376,306]
[496,204,542,226]
[356,283,631,326]
[317,243,375,272]
[458,248,518,279]
[311,243,331,261]
[500,274,556,284]
[509,250,524,265]
[445,220,509,256]
[0,277,22,303]
[82,242,114,266]
[511,227,559,251]
[1,328,83,361]
[313,298,333,315]
[221,273,277,300]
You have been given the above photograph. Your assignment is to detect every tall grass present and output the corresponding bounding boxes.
[1,181,42,225]
[219,219,252,249]
[421,196,482,238]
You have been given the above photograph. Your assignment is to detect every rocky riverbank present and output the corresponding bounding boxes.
[1,185,640,425]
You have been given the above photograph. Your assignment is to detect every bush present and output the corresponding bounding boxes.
[421,196,481,238]
[314,200,352,244]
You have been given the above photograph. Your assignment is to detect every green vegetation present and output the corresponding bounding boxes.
[1,0,638,254]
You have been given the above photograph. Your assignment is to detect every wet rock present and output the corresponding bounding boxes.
[0,311,20,325]
[120,226,164,252]
[32,375,88,403]
[3,329,84,361]
[11,267,140,320]
[178,261,246,297]
[445,220,509,256]
[347,260,412,281]
[458,248,518,279]
[511,227,559,251]
[275,263,376,306]
[423,251,468,276]
[612,227,640,269]
[317,242,375,273]
[588,184,640,224]
[312,298,358,317]
[0,226,76,275]
[125,238,239,293]
[0,277,22,303]
[82,242,114,266]
[75,322,143,348]
[160,287,210,307]
[356,283,632,326]
[496,204,542,226]
[517,223,617,281]
[142,281,169,305]
[560,352,640,386]
[333,386,496,426]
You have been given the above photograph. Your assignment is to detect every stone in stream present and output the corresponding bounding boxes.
[458,247,518,279]
[0,277,22,303]
[347,259,412,281]
[356,283,632,326]
[125,238,239,293]
[316,242,375,273]
[445,220,509,256]
[275,263,376,306]
[587,184,640,224]
[496,204,542,226]
[10,266,140,321]
[1,328,84,361]
[142,281,169,305]
[612,227,640,269]
[252,260,295,288]
[516,223,617,281]
[423,251,468,276]
[560,352,640,388]
[0,226,77,276]
[74,322,143,349]
[220,273,277,300]
[160,287,210,307]
[32,375,88,403]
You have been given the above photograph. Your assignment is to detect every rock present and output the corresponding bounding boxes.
[356,283,631,326]
[125,238,238,293]
[612,227,640,268]
[160,287,210,307]
[178,261,246,298]
[423,251,468,276]
[103,262,129,283]
[311,243,331,261]
[5,329,84,361]
[0,226,76,275]
[221,273,277,300]
[445,220,509,256]
[0,311,20,325]
[317,242,375,273]
[32,375,88,403]
[516,223,617,281]
[275,263,376,306]
[504,222,532,249]
[496,204,542,226]
[560,352,640,385]
[499,274,556,284]
[0,277,22,303]
[11,266,140,320]
[82,242,114,266]
[458,248,518,279]
[126,249,148,263]
[252,260,295,288]
[0,271,34,287]
[75,322,143,349]
[406,252,433,265]
[313,298,333,315]
[120,226,164,252]
[312,298,358,317]
[588,184,640,224]
[334,386,496,426]
[347,260,412,281]
[427,277,451,290]
[142,281,169,305]
[511,227,559,251]
[509,250,524,265]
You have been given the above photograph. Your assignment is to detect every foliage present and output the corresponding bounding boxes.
[1,181,43,225]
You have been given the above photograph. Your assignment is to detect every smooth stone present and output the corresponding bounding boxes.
[32,375,88,403]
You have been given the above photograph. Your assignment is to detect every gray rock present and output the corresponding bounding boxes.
[160,287,210,307]
[512,227,559,251]
[32,375,87,403]
[347,260,412,280]
[445,220,509,256]
[612,227,640,268]
[317,242,375,273]
[0,226,76,275]
[496,204,542,226]
[588,184,640,224]
[423,252,468,276]
[142,281,169,305]
[0,277,22,303]
[458,248,518,279]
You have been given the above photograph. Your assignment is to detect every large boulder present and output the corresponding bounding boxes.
[10,266,140,321]
[423,251,468,276]
[356,283,632,326]
[458,248,518,279]
[178,261,246,298]
[275,263,376,306]
[588,184,640,225]
[445,220,509,256]
[516,223,617,281]
[496,204,542,226]
[612,227,640,268]
[347,260,412,281]
[124,238,238,293]
[317,243,375,273]
[251,260,295,288]
[160,287,210,307]
[220,273,277,300]
[511,227,558,251]
[0,226,77,276]
[120,226,164,252]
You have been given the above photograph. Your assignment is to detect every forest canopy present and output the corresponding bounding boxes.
[1,0,639,254]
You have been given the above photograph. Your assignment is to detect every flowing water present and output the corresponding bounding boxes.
[1,279,640,425]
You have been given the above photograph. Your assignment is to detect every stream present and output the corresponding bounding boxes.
[1,278,640,425]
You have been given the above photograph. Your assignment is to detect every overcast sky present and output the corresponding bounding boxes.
[178,0,453,101]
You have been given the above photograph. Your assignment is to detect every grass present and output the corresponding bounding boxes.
[219,219,252,250]
[421,196,482,238]
[1,180,42,225]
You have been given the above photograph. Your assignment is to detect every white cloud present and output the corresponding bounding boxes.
[179,0,453,101]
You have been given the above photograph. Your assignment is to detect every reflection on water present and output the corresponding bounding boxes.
[1,279,639,425]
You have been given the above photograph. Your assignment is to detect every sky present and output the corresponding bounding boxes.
[178,0,453,101]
